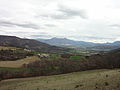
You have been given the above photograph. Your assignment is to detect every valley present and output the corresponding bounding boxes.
[0,35,120,90]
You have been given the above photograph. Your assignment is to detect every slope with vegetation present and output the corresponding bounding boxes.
[0,49,34,61]
[0,69,120,90]
[0,35,70,53]
[0,48,120,81]
[0,36,120,90]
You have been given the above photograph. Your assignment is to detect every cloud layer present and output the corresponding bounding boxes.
[0,0,120,43]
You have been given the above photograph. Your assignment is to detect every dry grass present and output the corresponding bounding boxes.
[0,46,18,50]
[0,56,40,68]
[0,69,120,90]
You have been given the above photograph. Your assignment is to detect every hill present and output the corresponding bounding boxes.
[0,69,120,90]
[0,35,69,53]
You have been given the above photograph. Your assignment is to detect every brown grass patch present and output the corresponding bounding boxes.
[0,56,39,68]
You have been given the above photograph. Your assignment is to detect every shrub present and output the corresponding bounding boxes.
[0,49,34,61]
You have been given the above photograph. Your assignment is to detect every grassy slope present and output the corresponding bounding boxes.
[0,69,120,90]
[0,56,39,68]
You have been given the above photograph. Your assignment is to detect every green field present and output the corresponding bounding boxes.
[0,69,120,90]
[70,56,85,60]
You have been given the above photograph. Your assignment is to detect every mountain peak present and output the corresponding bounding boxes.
[51,37,68,40]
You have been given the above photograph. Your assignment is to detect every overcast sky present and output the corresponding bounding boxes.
[0,0,120,43]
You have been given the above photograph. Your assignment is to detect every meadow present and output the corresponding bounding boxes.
[0,69,120,90]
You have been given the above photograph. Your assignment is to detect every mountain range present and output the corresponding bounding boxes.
[0,35,119,52]
[36,38,95,47]
[36,37,120,51]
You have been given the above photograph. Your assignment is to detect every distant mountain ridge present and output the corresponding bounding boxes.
[36,37,96,47]
[36,37,120,51]
[103,41,120,45]
[0,35,69,53]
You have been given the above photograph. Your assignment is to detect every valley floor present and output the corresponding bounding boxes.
[0,69,120,90]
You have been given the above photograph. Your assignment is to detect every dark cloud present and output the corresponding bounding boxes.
[0,20,40,29]
[40,5,87,20]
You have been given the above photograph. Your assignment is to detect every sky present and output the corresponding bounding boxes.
[0,0,120,43]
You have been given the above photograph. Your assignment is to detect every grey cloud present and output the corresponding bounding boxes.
[0,20,40,29]
[40,5,87,20]
[41,14,69,19]
[58,5,87,19]
[110,24,120,28]
[45,24,56,27]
